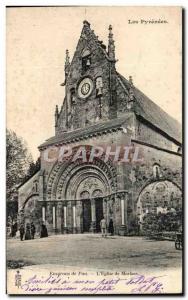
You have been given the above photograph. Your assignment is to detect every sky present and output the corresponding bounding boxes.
[6,6,182,161]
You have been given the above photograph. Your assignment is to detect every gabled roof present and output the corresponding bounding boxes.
[69,20,115,72]
[38,115,132,149]
[117,73,182,144]
[40,21,181,150]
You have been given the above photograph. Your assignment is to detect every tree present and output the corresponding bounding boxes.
[142,210,182,236]
[6,129,33,201]
[22,157,41,184]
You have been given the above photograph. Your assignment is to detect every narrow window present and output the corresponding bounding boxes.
[96,77,103,97]
[153,164,160,178]
[82,49,91,73]
[70,88,76,105]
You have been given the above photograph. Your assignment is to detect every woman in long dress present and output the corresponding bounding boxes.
[40,222,48,238]
[108,218,114,236]
[25,223,31,240]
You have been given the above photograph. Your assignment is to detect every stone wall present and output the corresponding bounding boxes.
[135,118,180,151]
[23,195,42,234]
[18,172,40,210]
[121,142,182,233]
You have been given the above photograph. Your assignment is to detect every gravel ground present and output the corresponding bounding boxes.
[7,234,182,271]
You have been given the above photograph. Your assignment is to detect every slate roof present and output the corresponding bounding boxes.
[117,73,182,144]
[39,115,132,149]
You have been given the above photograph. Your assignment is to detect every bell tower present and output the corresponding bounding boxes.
[55,21,118,135]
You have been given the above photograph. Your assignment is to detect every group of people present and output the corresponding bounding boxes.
[100,217,114,237]
[19,218,113,239]
[19,222,36,241]
[19,221,48,241]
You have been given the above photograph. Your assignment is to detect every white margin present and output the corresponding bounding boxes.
[0,1,187,299]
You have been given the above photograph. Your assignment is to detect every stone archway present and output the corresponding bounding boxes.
[92,189,103,198]
[79,191,90,199]
[45,154,118,234]
[62,168,109,233]
[58,162,113,200]
[21,194,41,233]
[136,180,182,228]
[47,154,117,201]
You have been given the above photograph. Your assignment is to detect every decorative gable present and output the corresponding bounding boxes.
[55,21,118,135]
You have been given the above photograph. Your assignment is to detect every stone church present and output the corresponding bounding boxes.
[18,21,182,235]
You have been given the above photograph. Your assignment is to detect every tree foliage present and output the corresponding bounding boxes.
[142,210,182,235]
[22,157,41,184]
[6,129,33,201]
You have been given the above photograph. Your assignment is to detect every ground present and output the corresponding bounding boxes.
[7,234,182,272]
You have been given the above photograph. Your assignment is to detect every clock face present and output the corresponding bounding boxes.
[78,78,93,99]
[81,83,90,95]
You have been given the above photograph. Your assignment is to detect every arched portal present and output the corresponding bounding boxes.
[62,167,110,233]
[46,157,117,234]
[136,180,182,231]
[22,194,41,233]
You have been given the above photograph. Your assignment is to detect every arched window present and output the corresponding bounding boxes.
[153,164,160,178]
[82,49,91,73]
[70,88,76,105]
[96,77,103,96]
[96,77,103,88]
[96,77,103,97]
[82,49,90,57]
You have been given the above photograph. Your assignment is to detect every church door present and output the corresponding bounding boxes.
[82,200,91,232]
[95,198,103,232]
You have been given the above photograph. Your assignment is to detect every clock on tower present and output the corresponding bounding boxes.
[78,78,93,99]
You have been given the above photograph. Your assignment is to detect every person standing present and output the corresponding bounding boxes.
[108,218,114,236]
[100,217,107,237]
[11,220,17,237]
[40,222,48,238]
[25,223,31,240]
[31,222,36,239]
[19,223,25,241]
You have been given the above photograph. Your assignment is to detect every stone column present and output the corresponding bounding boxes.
[118,192,128,236]
[102,197,108,226]
[106,197,110,226]
[76,201,82,233]
[72,201,77,234]
[42,206,46,223]
[52,205,57,233]
[56,202,62,234]
[121,198,125,225]
[62,201,68,234]
[109,196,115,219]
[103,197,107,220]
[90,199,96,233]
[46,203,53,233]
[64,206,67,227]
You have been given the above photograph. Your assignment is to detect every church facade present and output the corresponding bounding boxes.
[18,21,182,235]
